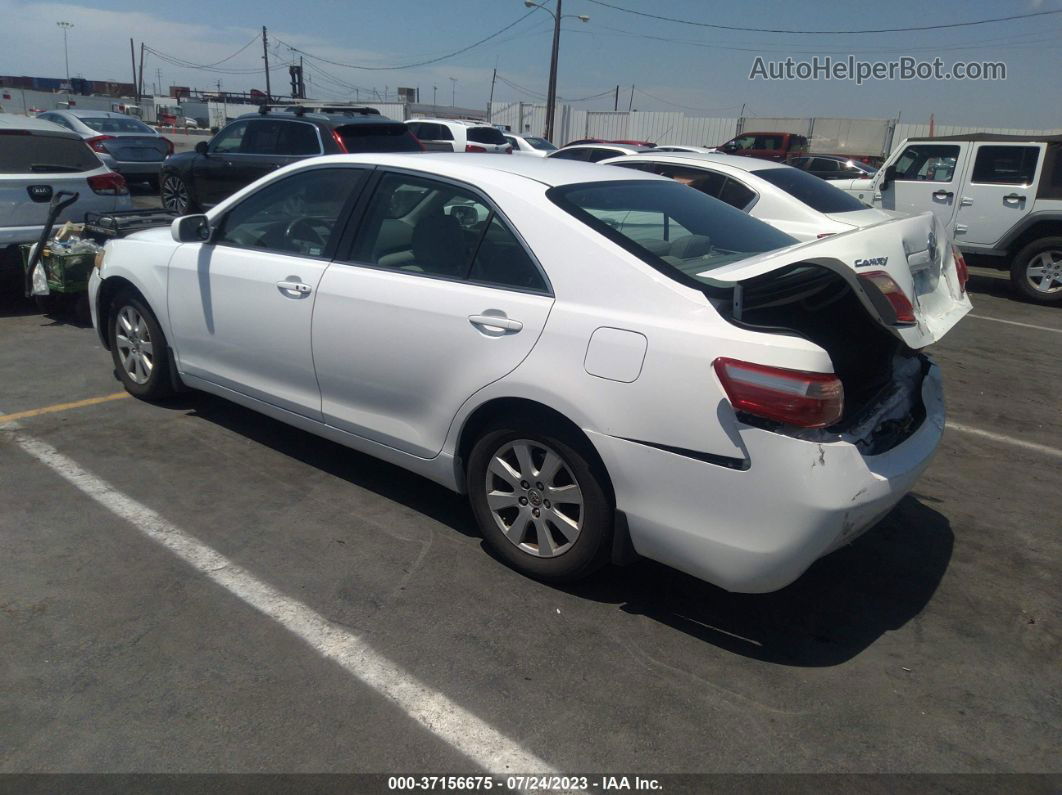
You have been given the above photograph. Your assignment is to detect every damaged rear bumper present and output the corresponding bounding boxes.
[587,359,945,593]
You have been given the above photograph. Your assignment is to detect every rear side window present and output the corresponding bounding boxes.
[719,178,756,209]
[588,148,622,163]
[549,148,590,161]
[80,116,154,134]
[0,133,99,173]
[337,123,421,153]
[467,126,507,145]
[971,146,1040,185]
[751,167,866,213]
[548,179,796,286]
[240,120,320,155]
[811,158,840,173]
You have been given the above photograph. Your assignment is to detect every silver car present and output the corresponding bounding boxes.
[36,110,172,187]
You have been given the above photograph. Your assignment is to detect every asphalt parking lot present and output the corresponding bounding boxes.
[0,264,1059,778]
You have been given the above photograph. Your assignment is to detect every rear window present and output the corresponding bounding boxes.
[548,180,796,287]
[80,116,155,134]
[337,123,421,153]
[524,136,556,151]
[751,167,866,213]
[466,126,507,145]
[0,132,100,173]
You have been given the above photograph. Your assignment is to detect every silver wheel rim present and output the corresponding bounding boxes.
[1026,250,1062,294]
[161,175,188,213]
[485,439,584,558]
[115,305,154,385]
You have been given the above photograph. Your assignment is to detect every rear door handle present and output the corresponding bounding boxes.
[1003,193,1025,204]
[468,314,523,332]
[277,280,312,296]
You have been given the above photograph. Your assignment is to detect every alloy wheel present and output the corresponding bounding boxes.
[114,305,154,385]
[161,175,189,214]
[1026,250,1062,294]
[484,439,584,558]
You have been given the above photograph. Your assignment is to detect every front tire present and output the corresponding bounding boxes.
[1010,237,1062,304]
[109,292,174,400]
[467,425,613,583]
[160,172,197,214]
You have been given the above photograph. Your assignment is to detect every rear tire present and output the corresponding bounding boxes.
[1010,237,1062,304]
[467,424,613,583]
[160,172,197,214]
[109,291,174,401]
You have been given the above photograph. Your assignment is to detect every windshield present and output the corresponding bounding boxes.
[80,116,155,134]
[548,180,797,286]
[751,167,866,213]
[467,126,508,145]
[524,136,557,151]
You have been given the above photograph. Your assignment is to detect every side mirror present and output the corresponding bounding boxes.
[195,140,209,155]
[171,214,212,243]
[880,164,896,191]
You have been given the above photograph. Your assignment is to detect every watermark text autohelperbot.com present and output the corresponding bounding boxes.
[749,56,1006,85]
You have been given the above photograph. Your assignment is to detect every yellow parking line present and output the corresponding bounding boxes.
[0,392,130,425]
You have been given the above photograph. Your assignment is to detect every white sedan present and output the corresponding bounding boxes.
[602,151,893,241]
[89,153,970,592]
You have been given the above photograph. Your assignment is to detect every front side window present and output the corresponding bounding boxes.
[350,173,546,291]
[210,121,248,154]
[215,168,366,256]
[971,145,1040,185]
[548,180,796,286]
[240,120,319,155]
[728,135,756,151]
[757,135,784,150]
[752,167,866,213]
[893,144,960,182]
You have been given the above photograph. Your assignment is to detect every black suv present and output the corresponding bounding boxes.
[159,106,422,213]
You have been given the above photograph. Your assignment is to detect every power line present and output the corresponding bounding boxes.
[272,9,538,71]
[582,0,1062,35]
[632,87,742,114]
[143,35,261,71]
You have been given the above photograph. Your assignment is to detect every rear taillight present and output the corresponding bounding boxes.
[713,358,844,429]
[859,270,916,325]
[87,172,129,196]
[465,144,486,153]
[161,137,174,156]
[330,129,348,153]
[86,135,115,153]
[952,245,968,294]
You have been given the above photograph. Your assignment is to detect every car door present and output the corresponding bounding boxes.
[953,143,1045,246]
[228,118,321,190]
[167,166,370,419]
[191,119,249,206]
[878,142,969,231]
[312,170,554,458]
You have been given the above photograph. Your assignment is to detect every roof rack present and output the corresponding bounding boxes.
[257,102,381,117]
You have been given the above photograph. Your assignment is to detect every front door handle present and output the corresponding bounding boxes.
[468,314,523,333]
[277,280,312,296]
[1003,193,1025,204]
[932,190,954,200]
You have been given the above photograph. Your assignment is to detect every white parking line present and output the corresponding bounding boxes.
[967,314,1062,334]
[5,429,555,775]
[946,421,1062,460]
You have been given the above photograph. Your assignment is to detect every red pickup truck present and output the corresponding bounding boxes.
[716,131,808,162]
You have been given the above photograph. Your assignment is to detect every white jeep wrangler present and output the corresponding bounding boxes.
[835,133,1062,304]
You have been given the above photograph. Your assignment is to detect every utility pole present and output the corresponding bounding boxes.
[544,0,562,142]
[628,83,634,112]
[130,38,138,102]
[433,85,437,106]
[261,26,272,102]
[613,85,619,112]
[488,67,497,116]
[138,43,145,100]
[449,76,457,107]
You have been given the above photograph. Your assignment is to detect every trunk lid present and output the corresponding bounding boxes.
[702,211,971,349]
[104,135,168,162]
[822,207,892,229]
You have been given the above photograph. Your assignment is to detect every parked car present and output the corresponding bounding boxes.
[716,131,809,162]
[547,142,650,162]
[158,107,421,214]
[503,132,557,157]
[0,114,131,288]
[652,145,717,154]
[89,152,970,593]
[833,133,1062,303]
[37,109,172,188]
[563,139,656,148]
[602,152,892,241]
[405,119,512,154]
[790,154,878,181]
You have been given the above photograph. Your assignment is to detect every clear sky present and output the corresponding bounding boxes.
[2,0,1060,128]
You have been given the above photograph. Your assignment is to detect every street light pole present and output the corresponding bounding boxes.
[57,21,74,84]
[449,77,457,107]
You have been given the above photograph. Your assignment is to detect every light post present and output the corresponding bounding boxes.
[449,76,457,107]
[524,0,588,144]
[57,21,74,84]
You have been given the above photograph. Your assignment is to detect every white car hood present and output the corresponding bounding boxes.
[124,226,177,243]
[701,211,972,349]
